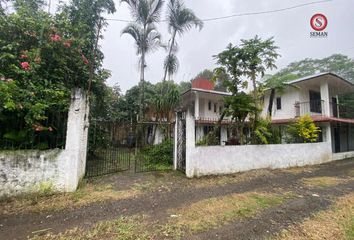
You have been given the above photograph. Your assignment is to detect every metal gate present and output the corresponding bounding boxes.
[134,122,174,173]
[176,112,186,173]
[85,121,132,178]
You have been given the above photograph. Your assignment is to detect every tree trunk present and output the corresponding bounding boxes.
[163,30,177,82]
[268,88,275,117]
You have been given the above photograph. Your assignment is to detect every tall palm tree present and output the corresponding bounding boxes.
[121,0,164,119]
[163,0,203,81]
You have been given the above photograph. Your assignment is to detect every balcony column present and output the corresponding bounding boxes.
[320,81,330,117]
[194,91,200,120]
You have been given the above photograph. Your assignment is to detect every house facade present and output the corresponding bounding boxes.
[181,78,231,145]
[261,72,354,153]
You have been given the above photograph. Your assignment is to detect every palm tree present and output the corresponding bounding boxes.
[121,0,164,119]
[163,0,203,81]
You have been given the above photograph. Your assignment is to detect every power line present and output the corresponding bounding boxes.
[105,0,332,23]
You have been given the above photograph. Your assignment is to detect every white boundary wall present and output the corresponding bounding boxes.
[0,89,89,198]
[180,109,354,178]
[187,143,333,177]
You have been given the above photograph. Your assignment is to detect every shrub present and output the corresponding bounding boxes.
[139,139,173,165]
[286,115,321,143]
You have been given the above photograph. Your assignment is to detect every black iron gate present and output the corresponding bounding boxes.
[176,112,186,173]
[134,122,174,173]
[85,121,174,177]
[85,121,132,178]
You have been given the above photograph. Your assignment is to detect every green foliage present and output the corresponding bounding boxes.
[196,130,219,146]
[139,139,173,166]
[253,117,273,145]
[163,0,203,81]
[286,115,321,143]
[0,0,115,149]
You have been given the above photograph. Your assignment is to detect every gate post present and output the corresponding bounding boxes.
[185,108,195,178]
[63,88,89,191]
[173,112,179,170]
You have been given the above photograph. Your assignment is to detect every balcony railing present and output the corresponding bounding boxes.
[295,100,354,119]
[295,100,325,117]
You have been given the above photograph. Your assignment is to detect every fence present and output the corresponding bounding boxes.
[0,112,68,150]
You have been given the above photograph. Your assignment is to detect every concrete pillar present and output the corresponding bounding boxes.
[322,122,332,152]
[185,108,195,178]
[173,113,179,170]
[64,88,89,191]
[220,126,228,145]
[194,91,200,120]
[320,81,330,117]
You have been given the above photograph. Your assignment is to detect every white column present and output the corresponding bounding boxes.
[185,108,195,178]
[64,88,89,191]
[194,91,200,120]
[322,122,333,153]
[173,113,179,170]
[220,126,228,145]
[320,81,330,117]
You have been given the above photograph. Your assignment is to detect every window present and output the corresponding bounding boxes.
[214,103,217,113]
[208,101,212,111]
[276,97,282,110]
[219,105,223,113]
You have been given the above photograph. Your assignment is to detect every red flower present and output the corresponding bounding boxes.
[50,34,62,42]
[21,62,31,71]
[82,54,89,65]
[20,54,28,59]
[63,40,72,48]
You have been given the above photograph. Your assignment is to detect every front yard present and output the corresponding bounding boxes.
[1,159,353,240]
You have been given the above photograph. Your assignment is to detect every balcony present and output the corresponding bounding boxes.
[295,100,354,119]
[295,100,325,117]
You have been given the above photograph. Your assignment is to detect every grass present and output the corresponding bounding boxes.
[302,176,347,188]
[31,215,152,240]
[29,191,290,240]
[0,181,138,215]
[274,193,354,240]
[165,191,290,234]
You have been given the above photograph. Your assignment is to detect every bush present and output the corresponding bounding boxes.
[286,115,321,143]
[140,139,173,165]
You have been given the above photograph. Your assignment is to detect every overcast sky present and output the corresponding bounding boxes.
[53,0,354,93]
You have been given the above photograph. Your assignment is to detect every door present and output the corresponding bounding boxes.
[334,126,341,153]
[309,91,322,113]
[332,97,338,117]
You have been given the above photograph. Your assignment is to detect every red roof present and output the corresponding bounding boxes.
[192,78,214,90]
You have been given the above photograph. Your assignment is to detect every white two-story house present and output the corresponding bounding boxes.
[181,78,231,145]
[261,72,354,153]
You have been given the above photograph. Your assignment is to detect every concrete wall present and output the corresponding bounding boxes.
[0,89,89,198]
[186,142,333,177]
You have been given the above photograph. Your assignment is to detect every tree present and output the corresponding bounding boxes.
[121,0,163,120]
[163,0,203,81]
[239,36,280,126]
[193,69,229,92]
[213,44,253,144]
[0,0,115,149]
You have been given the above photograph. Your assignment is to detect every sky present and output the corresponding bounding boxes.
[52,0,354,93]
